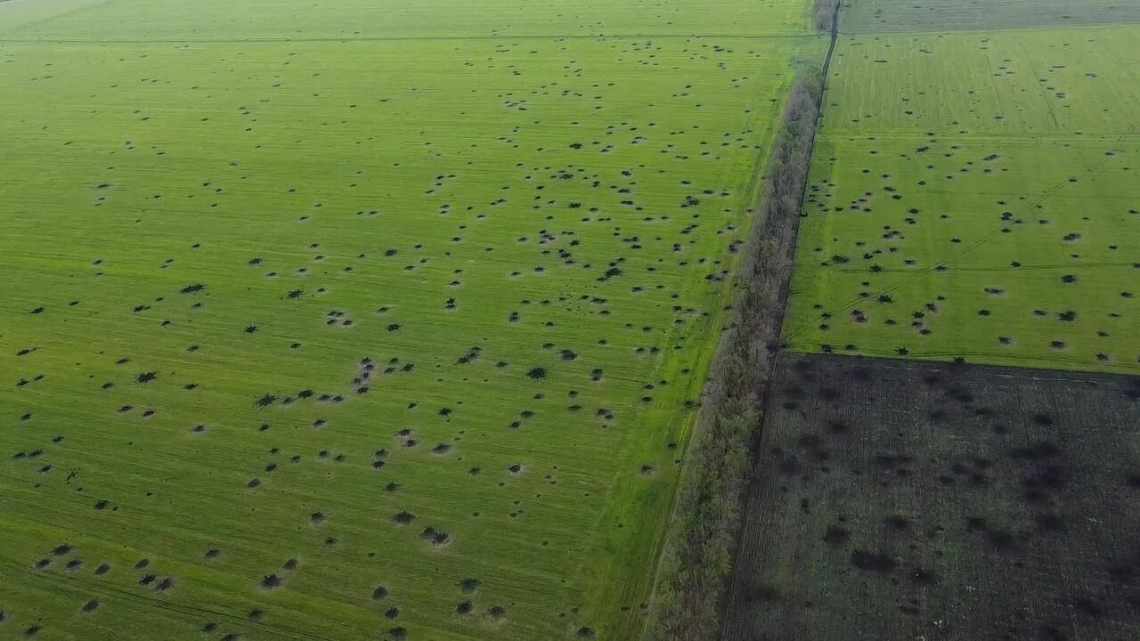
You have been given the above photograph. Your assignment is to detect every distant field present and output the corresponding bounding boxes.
[841,0,1140,33]
[0,1,823,640]
[784,25,1140,373]
[0,0,811,40]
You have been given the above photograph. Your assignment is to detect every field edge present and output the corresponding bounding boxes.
[641,29,834,639]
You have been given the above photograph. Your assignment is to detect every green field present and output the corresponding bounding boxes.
[0,0,812,40]
[0,1,824,640]
[785,24,1140,373]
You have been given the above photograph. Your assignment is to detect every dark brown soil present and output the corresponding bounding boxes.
[722,353,1140,641]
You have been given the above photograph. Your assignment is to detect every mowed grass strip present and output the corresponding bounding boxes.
[0,0,822,638]
[784,25,1140,373]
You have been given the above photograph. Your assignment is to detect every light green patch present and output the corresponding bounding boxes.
[785,26,1140,373]
[0,1,825,639]
[1,0,812,40]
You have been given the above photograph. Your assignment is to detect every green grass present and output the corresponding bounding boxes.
[0,1,823,640]
[1,0,812,40]
[840,0,1140,33]
[785,25,1140,373]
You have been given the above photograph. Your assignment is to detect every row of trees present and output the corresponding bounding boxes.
[644,67,826,641]
[815,0,841,32]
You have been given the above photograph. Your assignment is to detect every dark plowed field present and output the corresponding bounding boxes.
[723,353,1140,641]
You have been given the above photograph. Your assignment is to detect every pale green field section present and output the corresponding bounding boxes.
[1,0,811,40]
[840,0,1140,33]
[0,1,824,640]
[785,25,1140,373]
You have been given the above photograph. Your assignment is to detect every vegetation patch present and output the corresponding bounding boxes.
[786,26,1140,373]
[722,353,1140,641]
[647,67,827,641]
[0,0,823,639]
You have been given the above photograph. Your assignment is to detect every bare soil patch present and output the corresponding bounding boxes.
[723,353,1140,641]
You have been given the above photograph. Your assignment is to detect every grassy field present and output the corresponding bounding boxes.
[784,24,1140,373]
[725,4,1140,640]
[840,0,1140,33]
[0,1,825,640]
[0,0,812,40]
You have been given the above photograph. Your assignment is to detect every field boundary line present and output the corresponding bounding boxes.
[641,2,839,639]
[779,349,1140,386]
[782,346,1140,377]
[0,32,821,45]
